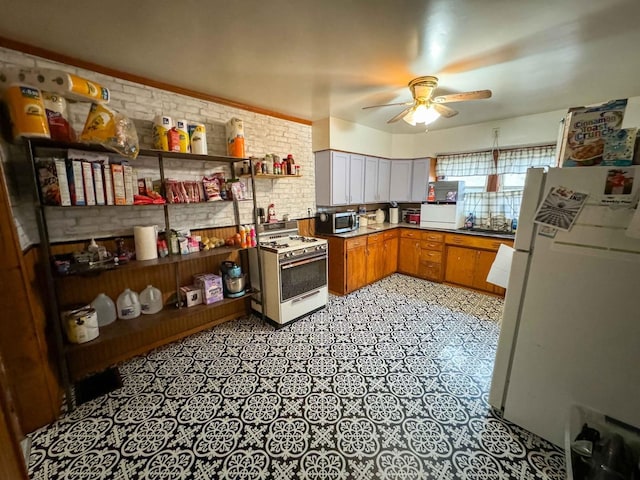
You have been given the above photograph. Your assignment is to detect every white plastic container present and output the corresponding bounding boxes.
[116,288,141,320]
[91,293,116,326]
[139,285,163,315]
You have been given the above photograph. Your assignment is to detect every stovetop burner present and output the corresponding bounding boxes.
[260,241,290,249]
[289,235,318,243]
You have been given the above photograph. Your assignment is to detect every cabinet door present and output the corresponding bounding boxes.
[331,151,350,205]
[346,245,368,292]
[366,239,383,284]
[377,159,391,203]
[410,158,430,202]
[444,245,476,287]
[364,156,379,203]
[383,236,398,277]
[473,249,505,295]
[389,160,412,202]
[349,154,366,205]
[397,237,420,276]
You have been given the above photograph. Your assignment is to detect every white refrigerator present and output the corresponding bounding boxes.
[489,166,640,447]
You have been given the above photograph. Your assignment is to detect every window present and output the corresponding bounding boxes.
[435,145,557,228]
[446,174,487,193]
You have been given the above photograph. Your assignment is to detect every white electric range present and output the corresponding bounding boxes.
[248,221,328,327]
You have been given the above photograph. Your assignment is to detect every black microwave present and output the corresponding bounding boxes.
[315,211,359,234]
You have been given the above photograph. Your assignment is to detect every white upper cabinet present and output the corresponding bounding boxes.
[315,150,365,206]
[364,157,391,203]
[389,160,413,202]
[410,158,431,202]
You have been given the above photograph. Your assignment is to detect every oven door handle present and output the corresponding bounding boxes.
[280,255,326,270]
[292,289,321,304]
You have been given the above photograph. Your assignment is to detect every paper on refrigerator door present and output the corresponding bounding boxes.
[486,243,515,288]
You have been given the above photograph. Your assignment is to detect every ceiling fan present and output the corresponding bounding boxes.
[362,76,492,127]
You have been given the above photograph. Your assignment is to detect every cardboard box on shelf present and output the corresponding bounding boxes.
[65,159,85,205]
[179,285,203,307]
[193,273,224,304]
[36,157,71,206]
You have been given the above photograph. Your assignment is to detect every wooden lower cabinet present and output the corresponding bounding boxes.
[398,231,421,277]
[382,231,398,277]
[444,234,513,296]
[324,231,398,295]
[346,237,368,293]
[326,228,512,297]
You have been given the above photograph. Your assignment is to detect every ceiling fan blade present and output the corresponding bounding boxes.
[432,89,492,104]
[387,106,414,124]
[362,101,412,110]
[432,103,458,118]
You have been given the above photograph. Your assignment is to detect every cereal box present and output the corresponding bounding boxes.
[560,99,627,167]
[36,157,71,206]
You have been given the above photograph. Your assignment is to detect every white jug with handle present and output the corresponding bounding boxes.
[375,209,385,224]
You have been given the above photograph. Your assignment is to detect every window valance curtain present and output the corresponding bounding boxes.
[435,151,495,177]
[495,145,557,174]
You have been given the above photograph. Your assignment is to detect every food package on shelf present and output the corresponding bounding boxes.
[80,103,139,158]
[3,84,51,140]
[193,273,224,305]
[36,157,71,206]
[42,91,75,142]
[225,117,245,157]
[202,173,225,201]
[0,67,110,104]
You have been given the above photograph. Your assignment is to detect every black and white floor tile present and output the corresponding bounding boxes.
[28,274,565,479]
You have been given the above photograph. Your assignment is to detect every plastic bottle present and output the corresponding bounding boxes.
[116,288,141,320]
[91,293,117,327]
[139,285,163,314]
[239,225,247,248]
[250,226,257,247]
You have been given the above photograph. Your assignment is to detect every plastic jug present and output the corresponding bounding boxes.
[116,288,141,320]
[91,293,117,327]
[139,285,163,315]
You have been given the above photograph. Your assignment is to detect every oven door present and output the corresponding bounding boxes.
[280,253,327,302]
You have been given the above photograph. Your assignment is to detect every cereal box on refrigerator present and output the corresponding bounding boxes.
[559,99,627,167]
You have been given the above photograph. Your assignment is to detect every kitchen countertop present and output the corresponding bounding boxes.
[325,222,515,240]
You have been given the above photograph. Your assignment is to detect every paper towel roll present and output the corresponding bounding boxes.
[134,226,158,261]
[390,208,399,224]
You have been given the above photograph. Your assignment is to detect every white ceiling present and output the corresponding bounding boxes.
[2,0,640,134]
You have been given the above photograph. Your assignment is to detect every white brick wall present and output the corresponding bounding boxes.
[0,46,316,248]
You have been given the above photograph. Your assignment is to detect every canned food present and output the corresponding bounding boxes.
[62,305,99,344]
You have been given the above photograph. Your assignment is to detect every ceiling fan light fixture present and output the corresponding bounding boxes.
[403,104,440,126]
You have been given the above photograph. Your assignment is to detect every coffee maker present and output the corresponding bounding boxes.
[220,261,246,298]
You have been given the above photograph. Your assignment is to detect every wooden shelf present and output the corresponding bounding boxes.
[64,291,254,381]
[138,148,248,164]
[240,174,302,179]
[54,246,252,278]
[24,139,249,164]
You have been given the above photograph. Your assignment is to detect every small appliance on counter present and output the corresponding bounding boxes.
[220,261,246,298]
[420,180,466,229]
[315,210,359,234]
[403,208,421,224]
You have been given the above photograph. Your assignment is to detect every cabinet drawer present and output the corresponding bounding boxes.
[445,234,513,251]
[420,261,442,282]
[422,241,443,252]
[420,249,442,264]
[423,232,444,243]
[400,229,421,239]
[367,233,383,244]
[383,230,398,241]
[346,237,367,250]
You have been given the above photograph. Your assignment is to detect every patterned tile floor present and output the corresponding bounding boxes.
[28,274,565,479]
